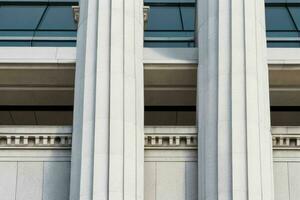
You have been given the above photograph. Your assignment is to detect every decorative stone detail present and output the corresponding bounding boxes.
[72,6,80,24]
[0,126,72,149]
[272,126,300,150]
[1,126,300,150]
[273,135,300,149]
[144,6,150,29]
[144,134,197,149]
[72,5,150,29]
[144,126,197,149]
[0,134,72,149]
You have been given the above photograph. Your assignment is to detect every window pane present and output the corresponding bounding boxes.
[145,0,195,3]
[181,7,195,30]
[144,41,193,47]
[34,31,77,37]
[267,31,299,37]
[38,6,77,30]
[287,0,300,3]
[145,0,180,3]
[147,7,182,31]
[0,6,46,30]
[265,7,296,31]
[0,41,31,46]
[48,0,78,2]
[0,31,34,36]
[32,41,76,47]
[267,41,300,47]
[288,7,300,30]
[265,0,286,3]
[145,31,194,37]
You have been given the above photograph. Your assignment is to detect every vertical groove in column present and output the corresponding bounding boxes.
[109,0,125,198]
[197,0,218,198]
[134,0,144,199]
[217,0,232,198]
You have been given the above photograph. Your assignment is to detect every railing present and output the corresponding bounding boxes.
[0,125,299,150]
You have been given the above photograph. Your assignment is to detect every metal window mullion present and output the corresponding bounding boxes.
[31,4,48,46]
[179,6,184,31]
[287,5,299,31]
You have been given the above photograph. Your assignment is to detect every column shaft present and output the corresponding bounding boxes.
[197,0,274,199]
[69,0,144,199]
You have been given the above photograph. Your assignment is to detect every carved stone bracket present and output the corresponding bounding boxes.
[144,6,150,30]
[72,5,150,29]
[72,6,80,24]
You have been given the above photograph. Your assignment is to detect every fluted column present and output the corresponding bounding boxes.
[197,0,274,199]
[69,0,144,199]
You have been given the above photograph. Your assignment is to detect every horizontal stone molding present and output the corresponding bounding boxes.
[144,126,197,149]
[0,126,300,150]
[144,134,197,149]
[0,126,72,149]
[272,135,300,150]
[272,126,300,150]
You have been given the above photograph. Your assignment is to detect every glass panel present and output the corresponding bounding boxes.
[288,7,300,30]
[266,31,299,37]
[267,41,300,47]
[145,31,194,37]
[38,6,77,30]
[265,0,286,3]
[0,31,34,36]
[287,0,300,3]
[146,6,182,31]
[0,5,46,30]
[265,6,296,31]
[0,41,31,46]
[144,41,193,47]
[0,0,48,2]
[32,41,76,46]
[145,0,195,3]
[48,0,78,2]
[181,6,195,30]
[145,0,180,3]
[34,31,77,37]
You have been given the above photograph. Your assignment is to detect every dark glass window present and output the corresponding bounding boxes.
[38,6,77,30]
[144,0,196,48]
[266,7,296,31]
[147,7,182,31]
[181,7,195,30]
[288,7,300,30]
[0,2,78,47]
[0,6,46,30]
[265,3,300,48]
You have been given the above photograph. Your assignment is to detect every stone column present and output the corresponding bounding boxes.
[197,0,274,199]
[69,0,144,199]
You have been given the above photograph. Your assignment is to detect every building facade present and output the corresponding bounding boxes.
[0,0,299,200]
